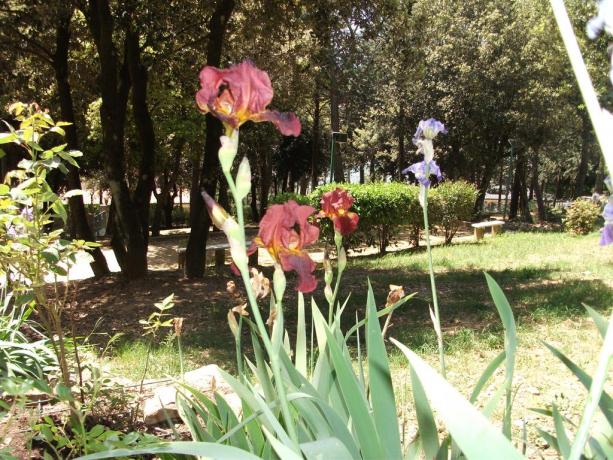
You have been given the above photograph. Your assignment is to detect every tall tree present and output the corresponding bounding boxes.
[81,0,153,279]
[185,0,235,278]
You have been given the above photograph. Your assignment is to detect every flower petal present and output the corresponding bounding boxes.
[278,250,318,293]
[333,212,359,236]
[254,110,301,136]
[223,60,274,115]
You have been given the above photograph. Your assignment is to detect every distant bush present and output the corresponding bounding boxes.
[430,180,478,244]
[311,182,423,253]
[544,205,564,224]
[269,192,311,206]
[563,199,601,235]
[272,182,478,252]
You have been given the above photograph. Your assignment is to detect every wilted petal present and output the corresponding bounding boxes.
[196,66,225,112]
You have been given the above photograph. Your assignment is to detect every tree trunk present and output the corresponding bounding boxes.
[574,110,591,197]
[532,151,546,222]
[473,164,494,216]
[310,88,321,189]
[54,5,109,276]
[250,171,259,222]
[330,65,344,182]
[151,189,164,237]
[509,155,522,220]
[84,0,148,280]
[594,154,606,194]
[396,104,406,180]
[359,163,364,184]
[126,27,156,248]
[185,0,235,278]
[259,148,272,217]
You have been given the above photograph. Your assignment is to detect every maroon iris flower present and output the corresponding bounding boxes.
[196,60,301,136]
[249,201,319,293]
[318,188,359,236]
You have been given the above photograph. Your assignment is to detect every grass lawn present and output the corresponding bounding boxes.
[93,230,611,457]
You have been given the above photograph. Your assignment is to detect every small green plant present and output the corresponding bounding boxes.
[0,102,97,387]
[137,294,176,391]
[564,199,601,235]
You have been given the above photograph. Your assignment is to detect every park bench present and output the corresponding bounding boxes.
[471,220,504,241]
[177,243,258,273]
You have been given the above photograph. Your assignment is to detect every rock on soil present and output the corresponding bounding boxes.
[142,364,240,425]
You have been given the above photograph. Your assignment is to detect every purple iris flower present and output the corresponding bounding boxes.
[413,118,448,145]
[600,223,613,246]
[402,160,443,187]
[601,200,613,246]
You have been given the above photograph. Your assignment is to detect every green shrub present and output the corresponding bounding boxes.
[310,182,423,252]
[563,199,601,235]
[430,180,478,244]
[269,191,311,206]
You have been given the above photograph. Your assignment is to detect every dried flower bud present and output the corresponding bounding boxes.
[266,308,277,326]
[174,317,185,337]
[250,268,270,299]
[273,265,286,301]
[228,310,239,338]
[385,285,405,308]
[338,247,347,273]
[232,303,249,317]
[324,285,333,304]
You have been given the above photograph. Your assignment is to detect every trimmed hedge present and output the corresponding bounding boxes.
[268,192,312,206]
[271,181,478,252]
[312,182,422,252]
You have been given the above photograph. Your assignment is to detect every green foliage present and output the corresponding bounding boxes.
[534,307,613,460]
[308,182,476,252]
[311,182,422,252]
[139,294,175,338]
[564,199,601,235]
[0,293,56,380]
[269,192,311,206]
[430,180,478,244]
[0,102,96,386]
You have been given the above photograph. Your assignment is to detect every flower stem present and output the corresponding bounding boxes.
[177,335,184,381]
[328,237,345,324]
[221,152,298,446]
[422,183,446,378]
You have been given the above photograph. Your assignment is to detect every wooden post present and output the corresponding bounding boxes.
[215,248,225,271]
[474,227,485,241]
[249,248,258,266]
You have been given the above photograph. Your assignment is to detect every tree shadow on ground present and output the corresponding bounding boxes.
[68,259,612,373]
